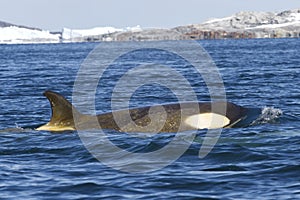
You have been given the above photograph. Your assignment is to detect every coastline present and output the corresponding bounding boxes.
[1,8,299,44]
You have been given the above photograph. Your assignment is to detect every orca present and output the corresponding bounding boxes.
[36,91,259,132]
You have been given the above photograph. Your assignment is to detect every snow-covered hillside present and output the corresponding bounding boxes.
[201,9,300,31]
[170,8,300,40]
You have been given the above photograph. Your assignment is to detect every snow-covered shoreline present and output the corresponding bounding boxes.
[1,9,299,44]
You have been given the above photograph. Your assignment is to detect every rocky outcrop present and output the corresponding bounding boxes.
[107,29,183,41]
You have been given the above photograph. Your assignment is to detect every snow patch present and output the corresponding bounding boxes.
[203,16,233,24]
[246,12,300,30]
[125,25,143,32]
[287,12,300,22]
[246,21,300,30]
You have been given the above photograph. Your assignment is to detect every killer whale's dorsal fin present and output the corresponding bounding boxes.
[36,91,79,131]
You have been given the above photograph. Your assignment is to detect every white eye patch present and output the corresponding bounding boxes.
[184,113,230,129]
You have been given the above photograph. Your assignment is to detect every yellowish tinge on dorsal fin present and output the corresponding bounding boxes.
[36,91,79,131]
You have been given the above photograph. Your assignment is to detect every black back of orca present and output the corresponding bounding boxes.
[36,91,259,132]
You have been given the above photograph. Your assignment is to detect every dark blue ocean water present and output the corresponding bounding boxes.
[0,39,299,199]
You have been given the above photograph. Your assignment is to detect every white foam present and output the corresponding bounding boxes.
[251,107,283,125]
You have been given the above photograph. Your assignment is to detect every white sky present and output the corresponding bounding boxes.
[0,0,299,31]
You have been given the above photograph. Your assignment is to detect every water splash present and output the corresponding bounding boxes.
[251,107,283,125]
[15,123,22,129]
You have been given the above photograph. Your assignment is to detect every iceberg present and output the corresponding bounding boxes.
[0,23,144,44]
[61,26,144,42]
[0,26,60,44]
[61,27,123,41]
